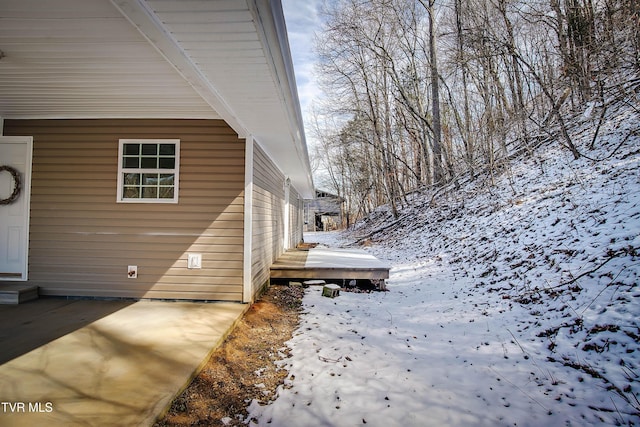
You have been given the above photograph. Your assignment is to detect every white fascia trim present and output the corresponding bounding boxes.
[243,135,255,303]
[110,0,249,138]
[248,0,314,195]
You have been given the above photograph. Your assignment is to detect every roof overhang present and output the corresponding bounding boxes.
[0,0,314,197]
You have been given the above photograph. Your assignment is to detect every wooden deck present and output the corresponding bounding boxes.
[270,248,390,282]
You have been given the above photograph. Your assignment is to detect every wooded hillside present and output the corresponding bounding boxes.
[311,0,639,223]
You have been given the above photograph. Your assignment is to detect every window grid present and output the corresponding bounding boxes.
[117,139,180,203]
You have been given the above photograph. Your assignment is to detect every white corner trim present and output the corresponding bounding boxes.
[283,176,291,250]
[243,135,255,303]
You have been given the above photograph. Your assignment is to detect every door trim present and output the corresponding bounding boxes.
[0,136,33,281]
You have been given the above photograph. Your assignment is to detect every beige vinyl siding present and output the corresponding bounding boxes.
[250,142,285,299]
[4,119,246,301]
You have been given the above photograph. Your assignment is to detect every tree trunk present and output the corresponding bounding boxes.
[455,0,474,179]
[426,0,444,185]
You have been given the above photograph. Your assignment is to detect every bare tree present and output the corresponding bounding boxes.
[312,0,639,222]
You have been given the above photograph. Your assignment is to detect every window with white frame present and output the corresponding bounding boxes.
[117,139,180,203]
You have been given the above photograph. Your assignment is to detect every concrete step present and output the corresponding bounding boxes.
[0,284,38,304]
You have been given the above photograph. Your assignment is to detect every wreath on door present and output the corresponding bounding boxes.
[0,165,21,205]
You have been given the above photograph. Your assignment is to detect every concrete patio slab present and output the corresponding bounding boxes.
[0,298,247,426]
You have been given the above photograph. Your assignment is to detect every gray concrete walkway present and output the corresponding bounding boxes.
[0,298,247,426]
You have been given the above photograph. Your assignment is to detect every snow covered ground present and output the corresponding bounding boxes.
[246,97,640,426]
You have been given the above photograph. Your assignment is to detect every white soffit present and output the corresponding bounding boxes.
[130,0,313,195]
[0,0,314,196]
[0,0,217,119]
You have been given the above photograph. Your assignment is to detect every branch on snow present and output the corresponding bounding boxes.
[562,246,638,287]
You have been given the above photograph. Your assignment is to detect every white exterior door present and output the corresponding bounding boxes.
[0,136,33,280]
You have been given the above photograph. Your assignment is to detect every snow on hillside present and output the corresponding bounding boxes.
[246,96,640,426]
